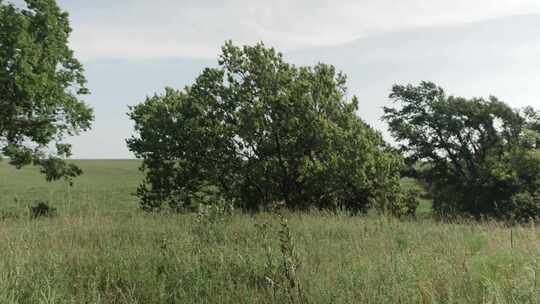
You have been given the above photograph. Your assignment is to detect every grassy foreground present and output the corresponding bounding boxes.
[1,161,540,303]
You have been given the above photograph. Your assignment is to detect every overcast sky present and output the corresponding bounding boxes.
[31,0,540,158]
[62,0,540,60]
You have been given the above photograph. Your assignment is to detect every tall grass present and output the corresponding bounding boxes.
[1,161,540,303]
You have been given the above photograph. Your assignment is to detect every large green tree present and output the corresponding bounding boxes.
[383,81,540,220]
[128,42,416,215]
[0,0,93,181]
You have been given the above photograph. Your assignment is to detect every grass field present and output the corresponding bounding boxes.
[1,160,540,303]
[0,160,142,218]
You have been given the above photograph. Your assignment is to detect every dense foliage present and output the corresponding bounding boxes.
[128,42,416,215]
[0,0,93,181]
[384,82,540,220]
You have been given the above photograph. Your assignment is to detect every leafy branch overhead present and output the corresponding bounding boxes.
[0,0,93,181]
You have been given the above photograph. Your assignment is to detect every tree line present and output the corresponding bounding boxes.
[2,0,540,220]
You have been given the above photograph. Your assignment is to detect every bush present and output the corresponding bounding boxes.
[507,192,540,221]
[29,201,57,219]
[128,41,412,216]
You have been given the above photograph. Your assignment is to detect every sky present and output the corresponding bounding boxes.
[28,0,540,158]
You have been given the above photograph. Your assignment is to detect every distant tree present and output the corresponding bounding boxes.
[522,106,540,148]
[383,81,540,220]
[128,41,416,215]
[0,0,93,181]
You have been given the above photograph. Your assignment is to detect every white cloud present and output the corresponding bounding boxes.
[61,0,540,60]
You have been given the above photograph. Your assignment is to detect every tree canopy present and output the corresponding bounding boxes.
[384,81,540,220]
[128,42,417,215]
[0,0,93,181]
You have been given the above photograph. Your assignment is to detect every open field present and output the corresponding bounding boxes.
[1,160,540,303]
[0,160,142,218]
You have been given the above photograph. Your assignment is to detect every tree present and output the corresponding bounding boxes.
[383,81,540,220]
[0,0,93,181]
[128,41,415,215]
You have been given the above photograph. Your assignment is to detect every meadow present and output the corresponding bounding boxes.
[1,160,540,303]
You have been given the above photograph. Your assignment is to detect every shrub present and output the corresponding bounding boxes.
[29,201,57,219]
